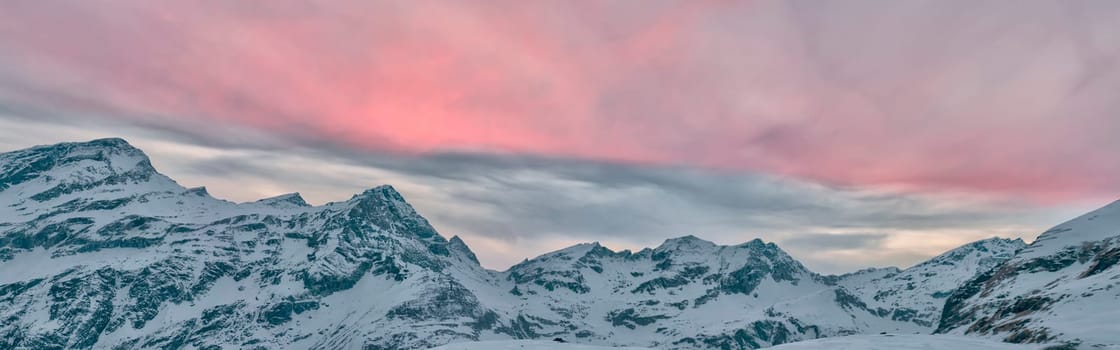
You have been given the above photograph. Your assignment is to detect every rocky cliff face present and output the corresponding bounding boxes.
[936,200,1120,348]
[0,139,1047,349]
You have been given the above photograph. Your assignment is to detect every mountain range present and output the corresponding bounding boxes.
[0,139,1115,349]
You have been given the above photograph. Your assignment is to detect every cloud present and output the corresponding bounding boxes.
[780,233,889,251]
[0,1,1116,273]
[0,1,1117,203]
[0,113,1093,274]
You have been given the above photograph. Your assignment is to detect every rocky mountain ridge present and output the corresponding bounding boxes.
[0,139,1107,349]
[936,200,1120,348]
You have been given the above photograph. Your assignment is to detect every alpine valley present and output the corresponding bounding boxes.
[0,139,1116,349]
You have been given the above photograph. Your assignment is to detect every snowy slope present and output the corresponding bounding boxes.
[838,238,1026,328]
[0,139,499,349]
[431,340,651,350]
[496,236,932,348]
[766,334,1042,350]
[0,138,1092,349]
[937,200,1120,348]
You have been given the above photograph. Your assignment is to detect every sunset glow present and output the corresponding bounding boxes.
[1,0,1117,272]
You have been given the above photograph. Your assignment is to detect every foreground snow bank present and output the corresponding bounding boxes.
[768,334,1042,349]
[430,340,650,350]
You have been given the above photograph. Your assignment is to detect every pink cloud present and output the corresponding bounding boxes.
[0,0,1117,203]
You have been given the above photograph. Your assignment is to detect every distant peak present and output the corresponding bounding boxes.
[14,137,145,159]
[346,185,410,209]
[63,138,146,157]
[372,184,400,193]
[448,235,480,264]
[568,241,603,250]
[652,236,782,252]
[918,236,1027,267]
[657,235,718,251]
[86,137,135,148]
[737,238,768,248]
[539,242,603,259]
[342,183,442,241]
[353,185,405,202]
[967,236,1028,250]
[667,235,705,243]
[3,137,163,185]
[256,192,309,207]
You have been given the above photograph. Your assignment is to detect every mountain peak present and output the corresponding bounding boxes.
[255,192,310,208]
[43,138,148,160]
[965,236,1027,251]
[551,242,603,257]
[7,137,147,161]
[85,137,136,149]
[352,184,405,202]
[448,235,480,264]
[656,235,717,251]
[0,137,167,198]
[1013,197,1120,262]
[910,237,1025,271]
[347,185,413,211]
[342,183,442,242]
[736,237,769,248]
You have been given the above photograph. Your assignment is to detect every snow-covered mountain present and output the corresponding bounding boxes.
[0,139,1089,349]
[837,238,1026,328]
[936,200,1120,348]
[497,236,927,349]
[0,138,498,349]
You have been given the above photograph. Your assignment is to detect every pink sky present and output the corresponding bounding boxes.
[0,0,1118,204]
[1,0,1118,272]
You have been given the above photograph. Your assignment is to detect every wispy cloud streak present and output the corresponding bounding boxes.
[0,1,1117,202]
